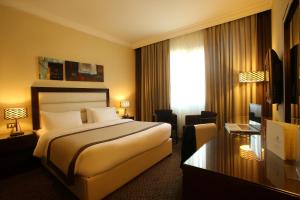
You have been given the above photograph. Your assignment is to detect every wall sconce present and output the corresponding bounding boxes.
[4,107,28,136]
[239,71,265,83]
[120,100,130,117]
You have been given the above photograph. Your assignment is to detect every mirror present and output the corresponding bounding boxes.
[284,0,300,123]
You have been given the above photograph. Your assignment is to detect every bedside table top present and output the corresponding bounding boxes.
[0,132,35,140]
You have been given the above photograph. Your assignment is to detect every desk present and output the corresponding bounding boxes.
[182,130,300,199]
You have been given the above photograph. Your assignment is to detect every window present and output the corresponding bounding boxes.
[170,31,205,136]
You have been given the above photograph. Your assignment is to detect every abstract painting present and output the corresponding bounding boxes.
[39,57,64,80]
[65,61,104,82]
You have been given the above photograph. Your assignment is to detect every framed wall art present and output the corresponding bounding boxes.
[39,57,64,80]
[65,61,104,82]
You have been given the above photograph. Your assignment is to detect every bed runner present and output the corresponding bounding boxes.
[47,121,163,184]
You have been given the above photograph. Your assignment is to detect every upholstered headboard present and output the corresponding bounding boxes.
[31,87,109,130]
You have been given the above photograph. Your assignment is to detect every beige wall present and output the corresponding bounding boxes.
[0,5,135,134]
[271,0,291,121]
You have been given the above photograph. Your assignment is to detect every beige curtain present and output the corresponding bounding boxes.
[204,15,259,128]
[140,40,170,121]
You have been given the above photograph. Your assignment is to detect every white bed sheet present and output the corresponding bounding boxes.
[34,119,171,177]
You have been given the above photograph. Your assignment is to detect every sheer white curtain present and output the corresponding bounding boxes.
[170,31,205,137]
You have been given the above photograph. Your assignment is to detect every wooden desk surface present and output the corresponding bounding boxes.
[183,130,300,199]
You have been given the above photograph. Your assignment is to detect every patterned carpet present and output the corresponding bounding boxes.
[0,142,182,200]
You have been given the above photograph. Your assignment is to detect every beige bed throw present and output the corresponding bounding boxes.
[47,121,163,184]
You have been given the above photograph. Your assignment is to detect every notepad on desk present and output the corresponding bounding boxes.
[266,120,300,161]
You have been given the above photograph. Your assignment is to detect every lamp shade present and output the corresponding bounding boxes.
[239,71,265,83]
[4,108,27,120]
[120,100,130,108]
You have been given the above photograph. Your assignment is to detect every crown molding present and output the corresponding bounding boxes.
[0,0,131,47]
[132,1,272,49]
[0,0,272,49]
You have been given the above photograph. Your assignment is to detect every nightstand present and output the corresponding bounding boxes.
[0,132,39,178]
[122,116,134,120]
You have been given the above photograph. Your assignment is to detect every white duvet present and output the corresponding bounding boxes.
[34,119,171,177]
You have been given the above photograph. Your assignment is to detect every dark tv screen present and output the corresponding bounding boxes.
[265,49,283,104]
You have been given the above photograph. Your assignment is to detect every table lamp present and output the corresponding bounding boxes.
[120,100,130,117]
[4,107,27,136]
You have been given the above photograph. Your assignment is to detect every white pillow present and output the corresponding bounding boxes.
[40,111,83,130]
[87,107,119,123]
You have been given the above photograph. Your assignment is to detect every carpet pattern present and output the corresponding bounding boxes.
[0,142,182,200]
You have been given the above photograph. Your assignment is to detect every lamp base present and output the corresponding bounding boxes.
[10,131,24,137]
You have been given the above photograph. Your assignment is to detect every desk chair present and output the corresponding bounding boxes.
[181,123,217,166]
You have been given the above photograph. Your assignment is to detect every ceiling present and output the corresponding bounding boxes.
[0,0,272,48]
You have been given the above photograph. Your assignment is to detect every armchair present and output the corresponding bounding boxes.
[153,109,178,144]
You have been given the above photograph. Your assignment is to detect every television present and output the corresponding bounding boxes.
[265,49,283,104]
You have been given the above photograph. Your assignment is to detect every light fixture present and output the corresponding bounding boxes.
[239,71,265,83]
[4,107,27,136]
[120,100,130,117]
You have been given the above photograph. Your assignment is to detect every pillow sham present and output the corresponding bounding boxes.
[86,107,119,123]
[40,111,83,130]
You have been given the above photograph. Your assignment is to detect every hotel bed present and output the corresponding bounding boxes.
[31,87,172,200]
